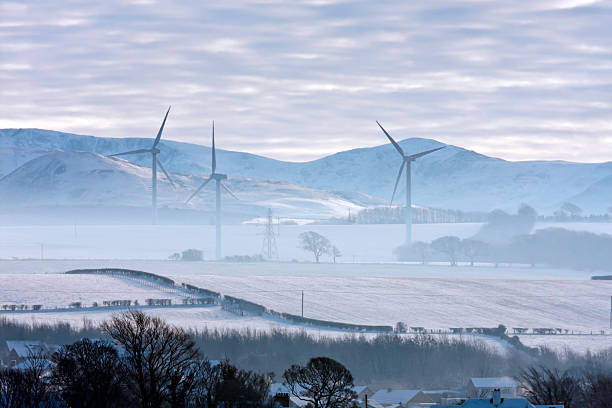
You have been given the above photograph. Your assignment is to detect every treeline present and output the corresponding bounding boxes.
[3,316,612,391]
[397,227,612,272]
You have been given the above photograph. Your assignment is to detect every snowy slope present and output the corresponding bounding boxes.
[1,128,611,213]
[165,274,612,331]
[0,150,382,220]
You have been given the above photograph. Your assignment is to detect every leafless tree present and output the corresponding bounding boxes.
[580,372,612,408]
[411,241,429,264]
[461,239,488,266]
[331,246,342,263]
[283,357,356,408]
[298,232,331,263]
[431,236,461,266]
[519,366,579,408]
[52,338,128,408]
[0,350,53,408]
[101,310,200,408]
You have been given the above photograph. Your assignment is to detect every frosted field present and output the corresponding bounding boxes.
[0,222,609,263]
[0,259,596,280]
[0,273,187,308]
[163,274,612,331]
[0,223,482,262]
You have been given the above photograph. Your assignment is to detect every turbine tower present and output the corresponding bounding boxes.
[185,122,238,260]
[376,121,444,245]
[110,106,175,225]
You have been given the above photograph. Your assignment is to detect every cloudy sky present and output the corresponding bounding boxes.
[1,0,611,162]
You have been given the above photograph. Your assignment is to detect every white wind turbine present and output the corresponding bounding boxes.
[185,122,238,260]
[376,121,445,245]
[110,106,175,225]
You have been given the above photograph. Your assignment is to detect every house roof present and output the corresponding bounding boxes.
[371,389,422,405]
[5,341,47,358]
[353,385,369,394]
[470,377,518,388]
[437,398,536,407]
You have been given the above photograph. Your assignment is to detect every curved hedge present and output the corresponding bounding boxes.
[65,268,175,286]
[65,268,393,333]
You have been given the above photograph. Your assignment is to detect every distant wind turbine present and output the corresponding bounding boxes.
[110,106,175,225]
[376,121,445,245]
[185,121,238,260]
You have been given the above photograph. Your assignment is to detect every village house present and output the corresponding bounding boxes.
[371,389,434,407]
[434,389,563,408]
[468,377,519,398]
[0,340,56,368]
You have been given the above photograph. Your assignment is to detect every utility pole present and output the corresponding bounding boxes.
[40,243,44,260]
[301,291,304,318]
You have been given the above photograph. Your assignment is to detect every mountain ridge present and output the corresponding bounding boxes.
[1,128,611,214]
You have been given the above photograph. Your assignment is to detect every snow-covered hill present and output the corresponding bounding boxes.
[0,150,381,221]
[1,128,611,214]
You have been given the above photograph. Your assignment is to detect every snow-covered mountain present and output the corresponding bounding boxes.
[0,150,381,222]
[1,128,611,214]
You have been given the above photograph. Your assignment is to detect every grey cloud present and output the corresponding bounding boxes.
[0,0,611,162]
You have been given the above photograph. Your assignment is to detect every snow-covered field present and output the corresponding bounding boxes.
[0,273,187,308]
[0,223,480,262]
[0,222,609,262]
[161,274,612,331]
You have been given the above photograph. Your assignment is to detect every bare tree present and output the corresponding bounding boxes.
[298,232,331,263]
[101,310,200,408]
[519,366,580,408]
[580,372,612,408]
[283,357,356,408]
[193,359,222,408]
[411,241,429,264]
[0,350,53,408]
[431,236,461,266]
[460,239,488,266]
[331,246,342,263]
[52,339,128,408]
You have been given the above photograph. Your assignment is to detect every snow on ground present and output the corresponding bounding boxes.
[0,306,513,355]
[0,273,187,308]
[0,222,609,263]
[159,274,612,331]
[0,259,597,280]
[517,335,612,354]
[0,223,483,262]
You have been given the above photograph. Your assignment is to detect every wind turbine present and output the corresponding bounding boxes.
[110,106,175,225]
[376,121,445,245]
[185,121,238,260]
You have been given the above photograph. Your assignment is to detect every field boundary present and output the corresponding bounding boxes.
[64,268,395,333]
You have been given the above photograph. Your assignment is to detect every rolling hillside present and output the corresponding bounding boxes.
[1,128,611,214]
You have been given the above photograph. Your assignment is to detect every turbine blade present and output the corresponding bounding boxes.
[185,176,212,203]
[109,148,152,157]
[407,146,445,160]
[211,120,216,174]
[152,106,171,148]
[391,160,406,205]
[221,183,239,201]
[376,121,405,157]
[156,157,176,188]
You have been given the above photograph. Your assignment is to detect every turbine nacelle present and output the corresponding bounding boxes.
[211,173,227,181]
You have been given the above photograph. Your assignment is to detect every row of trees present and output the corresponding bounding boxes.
[396,236,490,266]
[0,311,357,408]
[520,366,612,408]
[398,227,612,271]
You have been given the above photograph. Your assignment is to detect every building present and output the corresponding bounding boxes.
[353,385,374,400]
[371,389,434,407]
[435,389,563,408]
[0,340,56,368]
[468,377,519,398]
